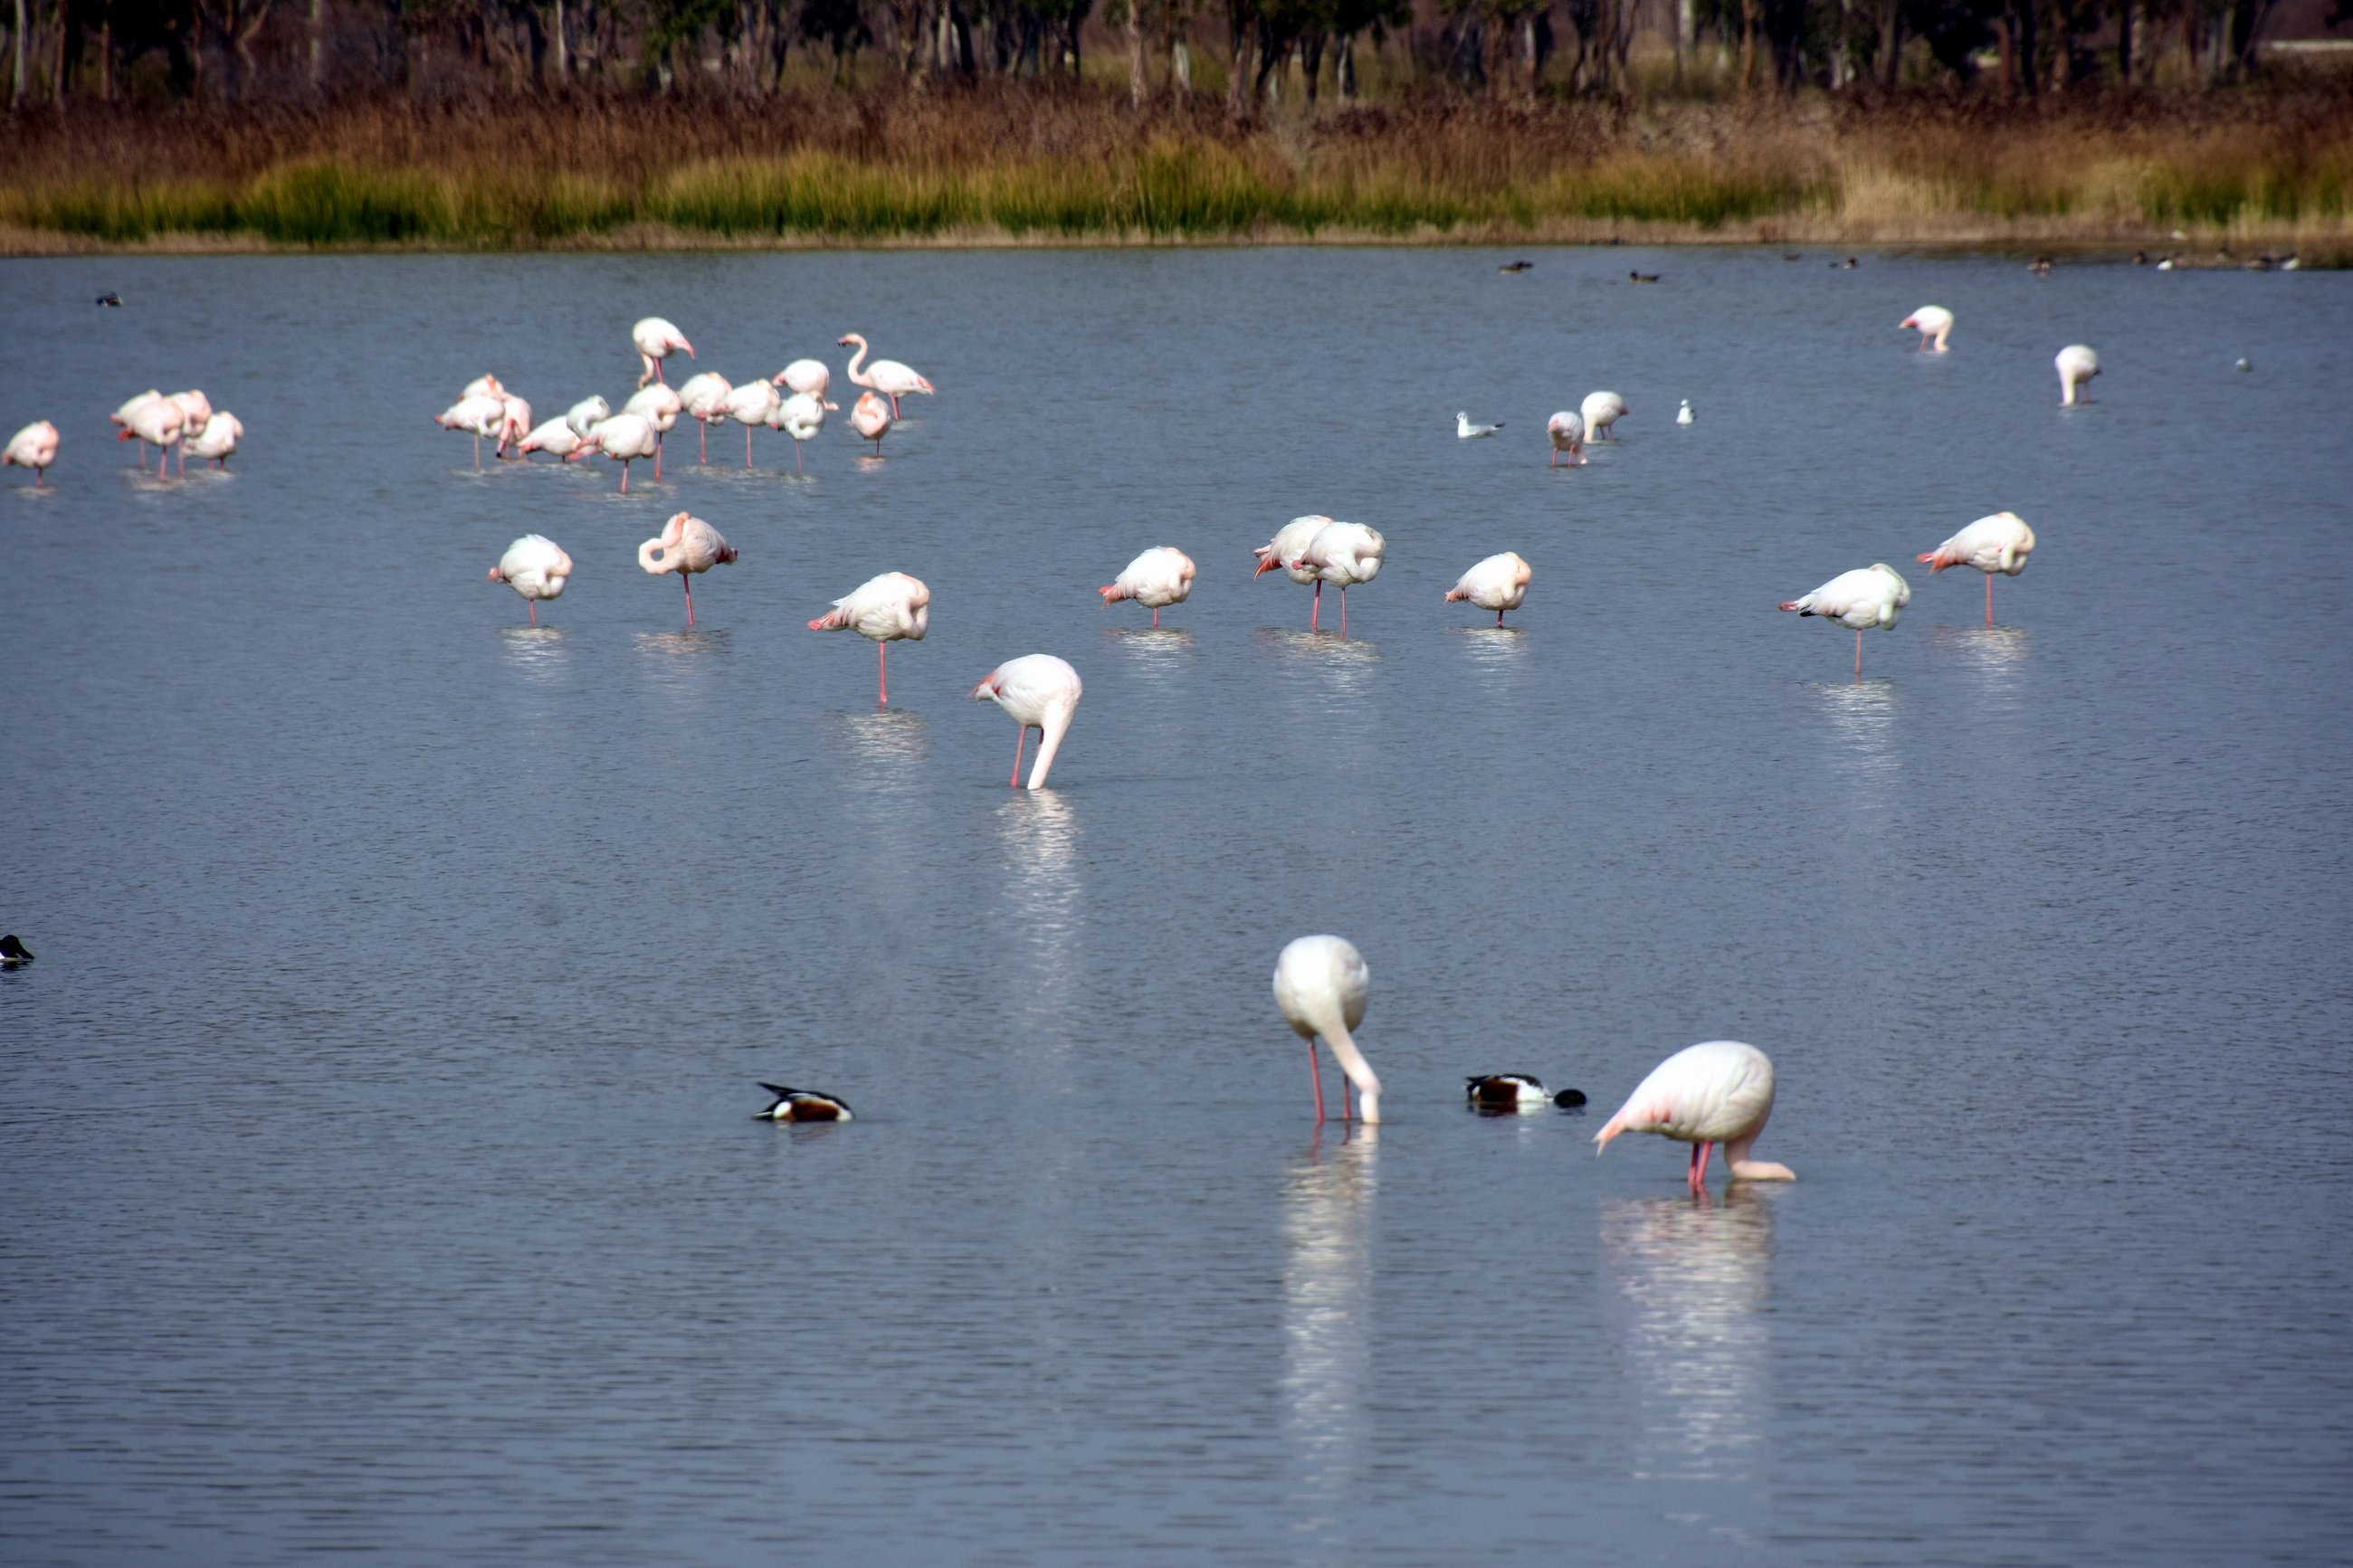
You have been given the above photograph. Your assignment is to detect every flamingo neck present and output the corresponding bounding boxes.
[637,538,669,575]
[1319,1019,1382,1125]
[1724,1133,1794,1181]
[1025,708,1071,790]
[843,337,871,385]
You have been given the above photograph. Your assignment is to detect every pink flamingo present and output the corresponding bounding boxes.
[1100,546,1196,629]
[809,572,930,706]
[1295,520,1385,638]
[1901,305,1954,352]
[119,394,185,473]
[571,412,659,493]
[634,317,695,387]
[637,511,737,627]
[518,417,586,461]
[493,394,533,459]
[4,420,59,487]
[188,411,243,469]
[850,392,891,455]
[435,394,504,471]
[1919,511,2036,626]
[838,333,934,418]
[624,384,683,480]
[1253,515,1333,627]
[722,381,780,469]
[972,654,1081,789]
[773,358,832,401]
[489,535,573,626]
[1444,551,1532,627]
[1595,1041,1795,1192]
[1779,563,1911,679]
[1273,935,1381,1125]
[677,373,732,463]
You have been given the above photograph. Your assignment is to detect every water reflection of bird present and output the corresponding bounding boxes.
[1596,1041,1795,1192]
[489,534,573,626]
[1901,304,1954,352]
[973,654,1081,789]
[1100,546,1196,629]
[1919,511,2035,626]
[1282,1125,1377,1525]
[838,333,934,419]
[1274,935,1381,1125]
[1779,562,1910,679]
[1444,551,1531,627]
[809,572,929,707]
[632,316,694,388]
[1603,1186,1775,1476]
[637,510,736,628]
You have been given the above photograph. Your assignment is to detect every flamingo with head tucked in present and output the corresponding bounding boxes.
[1902,305,1954,352]
[972,654,1081,789]
[676,373,732,464]
[776,391,831,474]
[1920,511,2036,625]
[1779,562,1911,679]
[722,380,780,469]
[571,412,658,493]
[1595,1041,1795,1192]
[838,334,934,418]
[1274,935,1381,1126]
[1547,411,1586,467]
[624,384,682,480]
[1253,515,1334,627]
[809,572,929,706]
[518,417,586,460]
[435,394,504,471]
[634,317,695,387]
[1100,546,1196,629]
[120,393,185,473]
[774,359,832,402]
[4,420,59,486]
[637,511,736,627]
[188,411,243,469]
[166,390,213,474]
[1295,520,1386,638]
[1445,551,1531,627]
[1582,390,1628,442]
[489,535,573,626]
[850,392,891,454]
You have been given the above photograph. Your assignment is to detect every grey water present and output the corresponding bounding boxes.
[3,246,2349,1566]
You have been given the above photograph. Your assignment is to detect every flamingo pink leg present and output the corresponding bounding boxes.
[528,602,538,627]
[890,394,902,418]
[878,641,889,707]
[1986,574,1996,626]
[619,459,631,496]
[654,434,663,482]
[744,424,754,470]
[795,442,805,476]
[698,423,709,463]
[682,573,696,628]
[1854,629,1863,679]
[1011,726,1029,787]
[1151,606,1160,629]
[1310,579,1322,631]
[1689,1142,1714,1192]
[472,433,481,472]
[1497,607,1506,627]
[1340,586,1348,639]
[1308,1041,1327,1122]
[1343,1076,1356,1122]
[176,443,185,478]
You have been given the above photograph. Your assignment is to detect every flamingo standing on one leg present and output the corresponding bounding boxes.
[1920,511,2036,626]
[637,511,736,627]
[436,394,505,471]
[488,534,573,626]
[2057,344,2101,406]
[1100,546,1196,629]
[110,390,161,467]
[1253,515,1334,628]
[570,412,659,493]
[634,317,695,387]
[809,571,930,706]
[1902,305,1955,352]
[4,420,59,486]
[972,654,1081,789]
[121,394,185,474]
[776,391,833,474]
[1581,390,1629,442]
[1296,520,1386,638]
[838,333,934,418]
[774,358,832,402]
[722,380,780,469]
[850,392,891,455]
[1273,935,1381,1126]
[1779,562,1911,679]
[165,391,213,477]
[677,373,732,464]
[624,384,682,481]
[1444,551,1532,627]
[1595,1041,1795,1192]
[1547,411,1586,467]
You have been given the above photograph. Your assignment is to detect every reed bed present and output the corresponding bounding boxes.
[4,85,2348,253]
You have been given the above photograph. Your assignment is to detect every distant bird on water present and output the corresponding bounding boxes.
[809,571,930,707]
[0,934,33,966]
[1901,305,1954,353]
[637,510,736,627]
[1498,261,1534,273]
[839,333,934,419]
[2057,345,2101,406]
[95,292,121,307]
[1919,511,2035,626]
[632,317,694,388]
[1100,546,1196,629]
[4,420,59,486]
[1457,412,1502,439]
[1629,270,1660,283]
[1676,399,1694,426]
[1274,935,1381,1125]
[756,1085,853,1123]
[1547,410,1586,467]
[1595,1041,1795,1192]
[1466,1074,1584,1109]
[1779,562,1910,679]
[973,653,1081,789]
[1444,551,1531,628]
[488,534,573,626]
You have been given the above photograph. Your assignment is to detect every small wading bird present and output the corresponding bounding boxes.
[973,654,1081,789]
[488,534,573,626]
[1902,305,1955,353]
[637,511,736,627]
[1457,412,1502,439]
[1254,515,1333,627]
[755,1085,853,1123]
[2057,344,2101,406]
[1274,935,1381,1125]
[838,333,934,419]
[1919,511,2036,626]
[1547,410,1586,466]
[809,571,930,707]
[1444,551,1532,628]
[1100,546,1196,629]
[1595,1041,1795,1193]
[1582,390,1628,442]
[4,420,59,486]
[1465,1074,1586,1110]
[633,317,694,387]
[1677,399,1694,425]
[1779,562,1911,679]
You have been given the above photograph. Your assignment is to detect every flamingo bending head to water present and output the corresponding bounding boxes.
[4,420,59,486]
[1901,305,1955,352]
[809,571,929,706]
[1779,562,1910,679]
[1595,1040,1794,1191]
[972,654,1081,789]
[1100,546,1196,629]
[1273,935,1380,1125]
[1546,411,1586,466]
[1920,511,2036,626]
[633,317,695,387]
[637,511,736,627]
[838,333,935,418]
[489,534,573,626]
[2057,344,2100,406]
[1581,390,1628,442]
[1445,551,1531,627]
[676,373,733,464]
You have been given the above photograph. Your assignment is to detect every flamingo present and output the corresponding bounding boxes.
[755,1084,854,1123]
[517,417,586,460]
[1457,412,1503,439]
[434,394,504,470]
[493,394,533,459]
[462,374,507,400]
[1547,411,1586,466]
[188,411,243,469]
[1100,546,1196,629]
[1902,305,1954,352]
[633,317,695,387]
[623,384,682,480]
[119,394,185,472]
[838,333,934,418]
[1779,562,1911,679]
[1273,935,1381,1125]
[1253,514,1334,625]
[2057,345,2100,406]
[1582,390,1628,442]
[850,391,891,454]
[166,390,214,474]
[972,654,1081,789]
[722,380,780,469]
[1444,551,1531,627]
[1295,520,1386,638]
[809,572,930,706]
[637,511,736,626]
[776,391,831,474]
[1595,1041,1795,1192]
[565,394,612,439]
[4,420,59,486]
[676,373,733,463]
[488,534,573,625]
[1920,511,2036,626]
[773,358,831,401]
[571,412,659,493]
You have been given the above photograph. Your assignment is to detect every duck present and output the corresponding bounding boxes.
[0,935,33,966]
[755,1084,853,1123]
[95,292,121,307]
[1465,1074,1585,1110]
[1629,270,1660,284]
[1498,261,1533,273]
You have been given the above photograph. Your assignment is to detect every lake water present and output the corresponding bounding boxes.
[2,247,2348,1565]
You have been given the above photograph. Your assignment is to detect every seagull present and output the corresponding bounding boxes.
[95,292,122,307]
[754,1085,853,1123]
[1456,412,1502,439]
[1676,399,1694,425]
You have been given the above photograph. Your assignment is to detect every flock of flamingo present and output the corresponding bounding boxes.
[2,292,2099,1190]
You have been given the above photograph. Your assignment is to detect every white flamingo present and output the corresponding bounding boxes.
[1902,305,1954,352]
[774,358,832,401]
[1273,935,1381,1125]
[1919,511,2036,626]
[637,511,736,627]
[776,391,830,474]
[633,317,695,387]
[1582,390,1629,442]
[1253,514,1335,627]
[838,333,935,418]
[1779,562,1911,679]
[564,395,611,438]
[1444,551,1531,627]
[435,394,504,470]
[972,654,1081,789]
[624,384,683,480]
[1100,546,1197,629]
[850,391,891,454]
[518,417,586,460]
[1547,411,1586,467]
[119,393,185,473]
[2057,345,2100,406]
[1296,520,1386,638]
[722,380,780,468]
[809,572,930,706]
[571,412,659,493]
[1595,1041,1795,1192]
[488,535,574,626]
[188,411,243,469]
[4,420,59,486]
[676,373,733,463]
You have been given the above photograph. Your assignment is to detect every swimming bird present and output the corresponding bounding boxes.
[1779,562,1911,679]
[1630,270,1660,283]
[756,1084,853,1122]
[1100,546,1196,629]
[517,417,586,460]
[1546,410,1586,466]
[1466,1074,1551,1109]
[1595,1040,1794,1192]
[4,420,59,486]
[633,317,694,388]
[1676,399,1694,425]
[838,333,934,418]
[850,391,891,454]
[1901,304,1954,352]
[636,511,736,627]
[721,380,780,469]
[0,934,32,966]
[563,394,611,439]
[623,384,682,480]
[1274,935,1380,1125]
[488,534,573,626]
[809,571,930,706]
[1457,412,1502,439]
[1499,261,1533,273]
[773,358,832,402]
[1444,551,1531,627]
[2235,357,2252,373]
[1297,520,1386,638]
[2057,345,2100,406]
[2029,256,2053,276]
[573,411,659,493]
[1255,514,1335,627]
[435,394,501,471]
[1582,390,1628,442]
[676,373,732,464]
[119,393,185,473]
[1919,511,2035,626]
[972,654,1081,789]
[188,411,243,469]
[95,292,121,307]
[776,391,831,474]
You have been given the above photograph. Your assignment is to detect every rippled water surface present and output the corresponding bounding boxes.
[3,249,2349,1565]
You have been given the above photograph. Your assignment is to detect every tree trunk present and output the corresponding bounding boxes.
[1129,0,1145,105]
[12,0,27,109]
[1675,0,1692,86]
[1227,13,1249,117]
[1335,32,1352,98]
[1878,0,1900,86]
